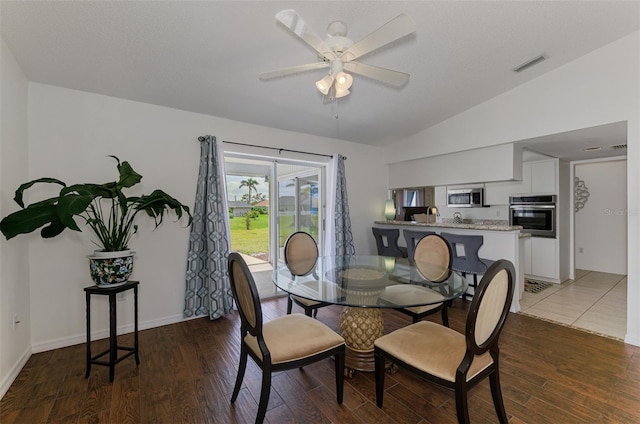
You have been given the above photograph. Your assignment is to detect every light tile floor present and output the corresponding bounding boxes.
[519,269,627,340]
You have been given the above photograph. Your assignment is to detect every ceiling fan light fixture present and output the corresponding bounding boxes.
[335,87,350,98]
[316,75,334,95]
[335,71,353,89]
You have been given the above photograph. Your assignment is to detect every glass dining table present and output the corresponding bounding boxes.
[273,255,468,374]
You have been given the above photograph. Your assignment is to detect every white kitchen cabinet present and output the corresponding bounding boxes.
[529,160,556,194]
[523,236,532,275]
[524,236,559,282]
[484,159,557,205]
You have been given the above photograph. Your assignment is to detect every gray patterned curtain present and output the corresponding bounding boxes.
[184,135,234,320]
[324,154,355,256]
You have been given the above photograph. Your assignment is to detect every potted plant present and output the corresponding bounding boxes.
[0,155,192,287]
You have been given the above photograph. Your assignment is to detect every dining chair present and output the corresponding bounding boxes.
[372,227,408,258]
[440,233,495,300]
[402,229,436,260]
[228,252,346,424]
[284,231,330,317]
[374,259,515,424]
[391,233,452,326]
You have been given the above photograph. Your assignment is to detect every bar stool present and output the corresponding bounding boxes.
[403,229,436,259]
[440,233,495,300]
[372,227,408,258]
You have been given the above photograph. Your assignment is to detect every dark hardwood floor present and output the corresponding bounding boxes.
[2,296,639,423]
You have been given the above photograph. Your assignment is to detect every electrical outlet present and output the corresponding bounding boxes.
[117,292,126,301]
[579,247,584,253]
[496,210,500,217]
[12,314,20,331]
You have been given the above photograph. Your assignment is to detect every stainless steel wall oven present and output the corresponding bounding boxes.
[509,195,556,238]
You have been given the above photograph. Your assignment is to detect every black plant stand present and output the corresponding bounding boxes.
[85,280,139,382]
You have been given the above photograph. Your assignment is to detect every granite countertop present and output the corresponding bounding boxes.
[374,220,523,232]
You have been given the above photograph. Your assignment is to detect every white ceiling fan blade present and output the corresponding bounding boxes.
[344,62,410,87]
[259,62,330,80]
[340,14,416,62]
[275,9,336,61]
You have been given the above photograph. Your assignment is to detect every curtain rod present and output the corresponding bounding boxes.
[219,140,346,160]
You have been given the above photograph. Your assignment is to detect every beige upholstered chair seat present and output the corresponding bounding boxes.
[245,313,345,364]
[374,321,493,382]
[380,285,444,315]
[290,295,322,307]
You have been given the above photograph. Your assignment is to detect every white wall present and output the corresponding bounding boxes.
[0,39,31,398]
[24,83,387,352]
[384,32,639,164]
[385,32,640,345]
[574,160,627,274]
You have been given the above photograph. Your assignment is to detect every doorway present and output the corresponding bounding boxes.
[225,155,324,298]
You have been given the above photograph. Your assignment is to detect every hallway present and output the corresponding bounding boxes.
[519,269,627,340]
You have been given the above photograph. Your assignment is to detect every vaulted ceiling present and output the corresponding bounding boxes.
[2,1,638,159]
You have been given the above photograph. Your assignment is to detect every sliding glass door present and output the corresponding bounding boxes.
[275,163,322,265]
[224,154,323,298]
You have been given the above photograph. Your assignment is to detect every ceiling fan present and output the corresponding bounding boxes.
[260,9,416,99]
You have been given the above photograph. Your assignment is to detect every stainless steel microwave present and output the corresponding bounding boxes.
[447,188,484,208]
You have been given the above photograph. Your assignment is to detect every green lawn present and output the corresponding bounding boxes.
[229,213,317,256]
[229,214,269,254]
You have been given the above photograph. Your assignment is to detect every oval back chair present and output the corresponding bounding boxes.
[391,233,452,326]
[374,259,515,424]
[403,229,436,260]
[284,231,330,317]
[228,252,346,424]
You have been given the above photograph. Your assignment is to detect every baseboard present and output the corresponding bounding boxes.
[624,334,640,347]
[0,345,31,400]
[31,313,186,353]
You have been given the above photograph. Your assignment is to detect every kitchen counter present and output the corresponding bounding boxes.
[372,221,524,312]
[374,220,523,232]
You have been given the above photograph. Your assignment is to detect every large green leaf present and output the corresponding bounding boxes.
[61,184,114,199]
[13,178,66,208]
[134,190,192,227]
[41,220,67,238]
[0,204,61,239]
[117,160,142,188]
[57,194,93,231]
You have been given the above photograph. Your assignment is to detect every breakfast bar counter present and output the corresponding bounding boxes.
[373,220,524,312]
[373,220,523,232]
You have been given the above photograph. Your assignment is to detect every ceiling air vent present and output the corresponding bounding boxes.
[610,144,627,150]
[513,54,546,73]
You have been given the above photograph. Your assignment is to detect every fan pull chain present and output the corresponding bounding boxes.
[334,96,340,138]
